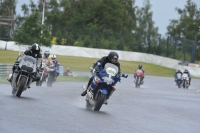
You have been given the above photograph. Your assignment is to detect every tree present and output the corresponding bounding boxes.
[167,0,200,61]
[13,12,52,47]
[0,0,16,40]
[135,0,159,53]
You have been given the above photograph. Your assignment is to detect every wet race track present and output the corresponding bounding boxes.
[0,72,200,133]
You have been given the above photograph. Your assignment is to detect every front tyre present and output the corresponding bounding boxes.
[16,77,26,97]
[93,93,106,111]
[135,77,139,88]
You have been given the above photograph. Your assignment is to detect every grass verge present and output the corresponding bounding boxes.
[0,49,175,77]
[0,76,89,84]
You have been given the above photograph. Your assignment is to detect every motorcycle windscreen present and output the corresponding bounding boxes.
[104,63,119,76]
[176,73,182,79]
[98,63,119,85]
[19,55,36,72]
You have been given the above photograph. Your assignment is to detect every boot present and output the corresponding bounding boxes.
[7,74,13,83]
[81,90,87,96]
[7,77,12,82]
[104,99,108,105]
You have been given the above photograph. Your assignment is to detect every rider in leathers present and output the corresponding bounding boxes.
[81,51,121,104]
[7,43,42,88]
[41,50,52,79]
[174,69,183,85]
[134,64,145,84]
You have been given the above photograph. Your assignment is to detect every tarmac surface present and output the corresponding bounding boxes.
[0,72,200,133]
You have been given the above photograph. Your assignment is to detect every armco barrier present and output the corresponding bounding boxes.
[0,64,12,77]
[0,64,64,77]
[1,40,200,77]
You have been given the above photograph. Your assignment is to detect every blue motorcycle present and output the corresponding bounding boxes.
[85,63,128,111]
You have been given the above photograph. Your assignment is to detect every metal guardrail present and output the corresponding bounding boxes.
[0,64,12,77]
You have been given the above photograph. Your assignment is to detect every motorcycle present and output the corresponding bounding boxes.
[182,73,190,89]
[10,55,36,97]
[46,64,57,87]
[36,62,47,86]
[84,63,128,111]
[176,73,182,88]
[134,69,144,88]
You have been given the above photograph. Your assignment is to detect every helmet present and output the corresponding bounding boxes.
[51,54,56,60]
[108,51,119,63]
[51,55,57,63]
[184,69,188,72]
[138,64,142,69]
[44,50,50,58]
[177,69,181,72]
[30,43,40,57]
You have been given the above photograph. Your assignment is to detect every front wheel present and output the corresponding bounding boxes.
[93,93,106,111]
[16,77,27,97]
[135,77,139,88]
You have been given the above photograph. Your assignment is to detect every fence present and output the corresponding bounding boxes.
[0,64,64,77]
[0,64,12,78]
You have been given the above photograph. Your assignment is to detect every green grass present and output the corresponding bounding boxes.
[0,76,89,84]
[0,49,175,77]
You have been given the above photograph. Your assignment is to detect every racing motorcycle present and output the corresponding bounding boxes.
[134,69,144,88]
[182,73,190,89]
[10,55,36,97]
[47,64,57,87]
[36,62,47,86]
[175,73,182,88]
[84,63,128,111]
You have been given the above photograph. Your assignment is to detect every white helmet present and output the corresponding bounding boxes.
[51,54,56,60]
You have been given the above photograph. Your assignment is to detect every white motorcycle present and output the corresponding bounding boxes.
[182,73,190,89]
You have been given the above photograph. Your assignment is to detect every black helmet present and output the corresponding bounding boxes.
[138,64,142,69]
[30,43,40,57]
[108,51,119,63]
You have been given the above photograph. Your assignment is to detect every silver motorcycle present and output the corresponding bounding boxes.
[10,55,36,97]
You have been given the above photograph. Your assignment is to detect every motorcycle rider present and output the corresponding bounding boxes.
[7,43,42,88]
[174,69,183,85]
[41,50,52,79]
[81,51,121,105]
[183,69,191,85]
[134,64,145,84]
[50,54,60,80]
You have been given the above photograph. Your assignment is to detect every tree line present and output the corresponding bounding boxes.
[0,0,200,62]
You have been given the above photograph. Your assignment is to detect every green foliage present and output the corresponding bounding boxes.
[167,0,200,61]
[13,12,52,46]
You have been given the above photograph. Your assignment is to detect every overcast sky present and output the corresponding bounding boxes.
[16,0,200,35]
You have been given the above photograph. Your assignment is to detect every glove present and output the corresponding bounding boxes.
[96,62,101,67]
[122,74,128,78]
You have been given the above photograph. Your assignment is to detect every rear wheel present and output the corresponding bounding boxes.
[47,75,53,87]
[36,80,43,86]
[183,80,186,89]
[16,77,26,97]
